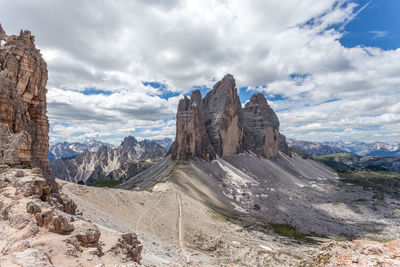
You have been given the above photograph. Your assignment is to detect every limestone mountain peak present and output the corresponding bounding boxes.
[171,74,289,160]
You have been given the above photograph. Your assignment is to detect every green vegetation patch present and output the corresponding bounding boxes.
[89,179,124,188]
[269,223,325,245]
[313,153,355,160]
[339,170,400,197]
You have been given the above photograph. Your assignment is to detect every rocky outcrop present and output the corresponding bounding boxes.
[171,74,290,160]
[51,136,166,184]
[0,124,32,166]
[111,233,143,263]
[243,93,280,158]
[203,74,243,158]
[0,25,51,186]
[278,133,292,157]
[0,167,143,266]
[171,90,215,160]
[312,239,400,266]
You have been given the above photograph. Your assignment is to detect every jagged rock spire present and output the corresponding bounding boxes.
[171,74,289,160]
[203,74,243,158]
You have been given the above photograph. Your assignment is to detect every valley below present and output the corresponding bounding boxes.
[60,153,400,266]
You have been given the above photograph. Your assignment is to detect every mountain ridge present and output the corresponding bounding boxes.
[288,139,400,156]
[51,136,166,184]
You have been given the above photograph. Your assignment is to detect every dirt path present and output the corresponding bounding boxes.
[150,191,165,237]
[175,190,188,262]
[136,192,163,232]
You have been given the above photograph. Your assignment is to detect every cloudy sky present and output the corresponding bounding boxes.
[1,0,399,145]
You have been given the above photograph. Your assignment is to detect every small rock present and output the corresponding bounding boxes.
[35,209,54,227]
[9,213,32,229]
[26,200,42,214]
[23,223,40,238]
[15,170,25,177]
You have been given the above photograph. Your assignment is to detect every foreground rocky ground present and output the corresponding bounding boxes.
[313,239,400,266]
[2,164,400,266]
[0,166,142,266]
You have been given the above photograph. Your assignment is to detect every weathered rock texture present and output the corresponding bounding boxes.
[243,93,280,158]
[171,74,289,160]
[0,167,142,266]
[278,133,292,157]
[203,74,243,158]
[312,239,400,266]
[0,25,51,183]
[171,90,216,160]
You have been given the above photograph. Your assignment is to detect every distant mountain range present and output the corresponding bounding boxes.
[50,136,166,185]
[149,137,173,150]
[313,153,400,173]
[48,140,114,161]
[48,137,173,161]
[287,139,400,157]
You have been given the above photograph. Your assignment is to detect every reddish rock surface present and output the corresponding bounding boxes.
[313,239,400,266]
[0,25,51,186]
[171,90,216,160]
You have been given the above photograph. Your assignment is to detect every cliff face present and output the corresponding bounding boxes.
[203,74,243,158]
[243,93,280,158]
[171,74,288,160]
[171,90,216,160]
[0,25,51,184]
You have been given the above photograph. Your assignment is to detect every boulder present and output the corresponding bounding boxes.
[26,200,42,214]
[73,220,100,246]
[50,212,74,233]
[111,232,143,263]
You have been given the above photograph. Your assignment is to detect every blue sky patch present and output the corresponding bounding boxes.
[340,0,400,50]
[82,88,113,95]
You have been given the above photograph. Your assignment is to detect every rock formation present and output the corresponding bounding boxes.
[0,24,51,186]
[278,133,292,157]
[171,74,289,160]
[203,74,243,158]
[243,93,280,158]
[171,90,216,160]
